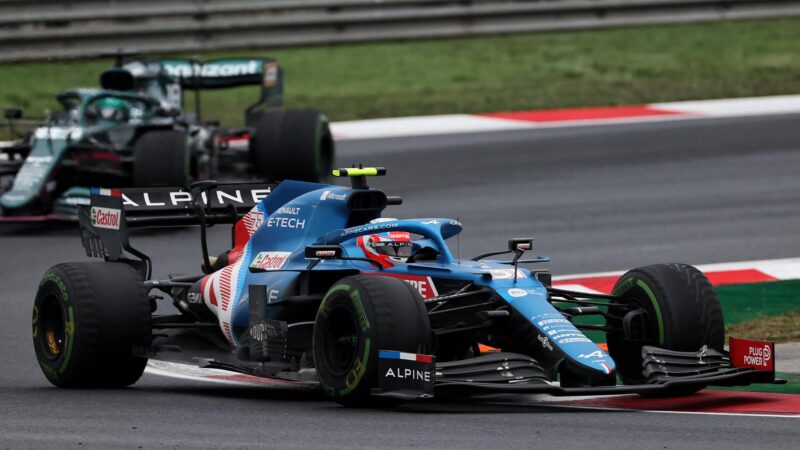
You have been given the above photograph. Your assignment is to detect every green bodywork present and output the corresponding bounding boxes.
[0,89,160,211]
[0,57,285,216]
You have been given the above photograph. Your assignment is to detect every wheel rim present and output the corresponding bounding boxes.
[322,305,360,377]
[38,294,66,360]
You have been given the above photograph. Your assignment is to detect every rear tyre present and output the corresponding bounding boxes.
[313,275,431,407]
[606,263,724,395]
[32,262,151,388]
[250,109,333,182]
[133,130,191,187]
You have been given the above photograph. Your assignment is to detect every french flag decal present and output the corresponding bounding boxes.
[379,350,434,363]
[90,187,121,197]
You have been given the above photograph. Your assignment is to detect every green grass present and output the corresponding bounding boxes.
[709,372,800,394]
[568,280,800,344]
[2,16,800,134]
[718,280,800,327]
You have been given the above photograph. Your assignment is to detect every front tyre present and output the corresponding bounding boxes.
[32,262,151,388]
[313,276,431,407]
[606,263,724,394]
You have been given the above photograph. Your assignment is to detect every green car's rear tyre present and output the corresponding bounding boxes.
[133,130,191,187]
[313,275,431,407]
[32,262,151,388]
[250,109,333,182]
[606,263,724,394]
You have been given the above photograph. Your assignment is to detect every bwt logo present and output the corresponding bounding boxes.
[91,207,121,230]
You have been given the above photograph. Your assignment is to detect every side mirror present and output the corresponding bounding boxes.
[508,238,534,252]
[4,107,22,120]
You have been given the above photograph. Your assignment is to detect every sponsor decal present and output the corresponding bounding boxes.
[388,231,411,241]
[383,367,432,382]
[263,61,278,87]
[537,318,571,326]
[320,190,347,201]
[489,269,527,280]
[549,331,584,339]
[368,273,439,300]
[266,216,305,229]
[163,60,262,79]
[342,222,398,237]
[558,337,592,344]
[578,351,605,359]
[538,334,554,351]
[515,242,533,251]
[314,250,338,257]
[90,206,121,230]
[421,220,440,225]
[274,206,300,215]
[250,251,291,271]
[250,212,264,230]
[34,127,82,140]
[187,292,202,304]
[121,187,270,209]
[729,337,774,372]
[378,350,436,395]
[507,288,529,298]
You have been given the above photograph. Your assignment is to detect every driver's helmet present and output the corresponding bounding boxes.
[93,96,130,123]
[357,218,412,268]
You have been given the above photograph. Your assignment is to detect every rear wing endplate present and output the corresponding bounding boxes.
[78,183,274,273]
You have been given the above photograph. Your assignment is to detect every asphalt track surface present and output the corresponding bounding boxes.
[1,113,799,448]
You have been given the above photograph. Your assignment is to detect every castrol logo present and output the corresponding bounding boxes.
[90,207,121,230]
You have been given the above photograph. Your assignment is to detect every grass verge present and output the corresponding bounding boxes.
[709,372,800,395]
[572,279,800,344]
[1,16,800,136]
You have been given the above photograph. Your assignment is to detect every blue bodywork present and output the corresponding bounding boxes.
[220,179,616,382]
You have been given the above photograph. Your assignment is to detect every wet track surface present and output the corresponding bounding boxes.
[2,114,800,448]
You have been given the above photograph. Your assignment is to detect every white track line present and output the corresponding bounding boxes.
[553,257,800,281]
[332,94,800,140]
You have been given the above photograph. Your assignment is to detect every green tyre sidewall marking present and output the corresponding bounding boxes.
[35,271,75,381]
[315,282,373,399]
[635,280,665,346]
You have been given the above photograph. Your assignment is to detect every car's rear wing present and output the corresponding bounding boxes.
[117,183,274,226]
[160,58,283,107]
[77,183,274,276]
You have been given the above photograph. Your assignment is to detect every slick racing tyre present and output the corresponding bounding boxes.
[606,263,724,394]
[32,263,151,388]
[313,276,431,407]
[250,109,333,182]
[133,130,191,187]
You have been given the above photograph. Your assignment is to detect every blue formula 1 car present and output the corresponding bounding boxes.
[31,168,781,406]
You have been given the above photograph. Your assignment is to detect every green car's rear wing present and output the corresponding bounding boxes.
[160,58,283,108]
